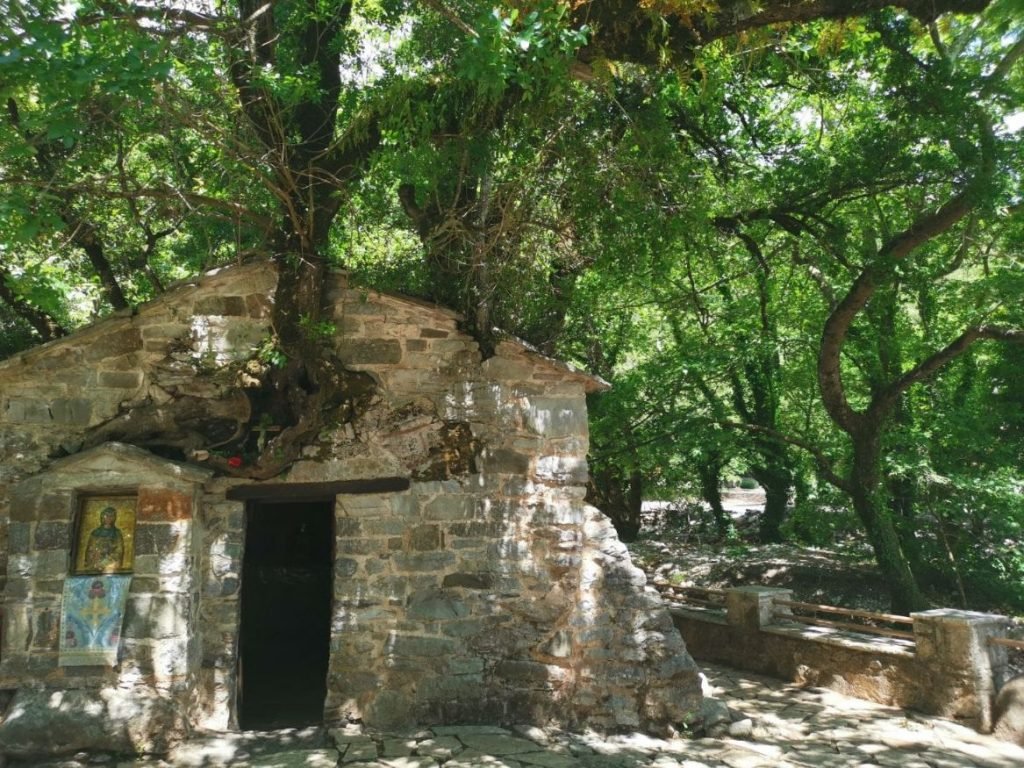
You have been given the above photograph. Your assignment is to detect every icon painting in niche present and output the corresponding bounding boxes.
[72,496,136,574]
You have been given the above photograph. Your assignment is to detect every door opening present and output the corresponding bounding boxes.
[239,500,333,730]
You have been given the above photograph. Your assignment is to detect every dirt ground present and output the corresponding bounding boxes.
[632,489,892,610]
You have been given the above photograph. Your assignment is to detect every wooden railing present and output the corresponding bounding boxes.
[990,636,1024,651]
[772,598,915,641]
[656,583,726,611]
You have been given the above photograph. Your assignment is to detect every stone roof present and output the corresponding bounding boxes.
[0,259,609,393]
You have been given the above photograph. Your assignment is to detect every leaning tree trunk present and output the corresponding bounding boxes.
[850,431,928,613]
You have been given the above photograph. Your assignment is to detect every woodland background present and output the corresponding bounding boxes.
[1,0,1022,614]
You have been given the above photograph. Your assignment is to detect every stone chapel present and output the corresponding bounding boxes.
[0,259,701,757]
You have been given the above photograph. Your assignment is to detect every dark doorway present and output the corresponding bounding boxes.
[239,501,333,730]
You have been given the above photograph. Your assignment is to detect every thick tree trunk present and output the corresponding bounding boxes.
[587,466,643,542]
[887,472,923,574]
[697,458,730,539]
[749,436,793,543]
[752,463,791,544]
[850,431,928,613]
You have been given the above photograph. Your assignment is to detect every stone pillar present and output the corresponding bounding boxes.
[912,608,1011,731]
[725,586,793,632]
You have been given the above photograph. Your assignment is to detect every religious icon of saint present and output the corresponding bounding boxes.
[83,507,125,573]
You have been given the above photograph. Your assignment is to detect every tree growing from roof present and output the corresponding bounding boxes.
[3,2,1022,612]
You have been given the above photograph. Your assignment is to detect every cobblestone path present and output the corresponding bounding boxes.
[19,663,1024,768]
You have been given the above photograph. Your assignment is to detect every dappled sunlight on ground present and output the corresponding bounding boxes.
[19,662,1024,767]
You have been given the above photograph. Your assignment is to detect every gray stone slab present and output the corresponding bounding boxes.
[380,757,439,768]
[458,734,545,755]
[414,736,464,759]
[717,748,787,768]
[431,725,512,736]
[249,750,340,767]
[342,741,380,764]
[445,753,522,768]
[577,753,651,768]
[379,737,417,757]
[515,751,587,767]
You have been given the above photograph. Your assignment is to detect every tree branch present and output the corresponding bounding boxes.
[721,420,850,493]
[873,325,1024,416]
[817,110,996,436]
[577,0,992,64]
[0,266,67,342]
[985,34,1024,92]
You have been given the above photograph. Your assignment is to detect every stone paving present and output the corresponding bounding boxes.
[14,663,1024,768]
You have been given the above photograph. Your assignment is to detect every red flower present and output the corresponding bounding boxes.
[227,456,243,468]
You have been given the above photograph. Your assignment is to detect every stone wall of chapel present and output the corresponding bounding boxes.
[0,261,702,749]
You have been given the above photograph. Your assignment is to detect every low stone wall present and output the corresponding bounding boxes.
[672,586,1013,731]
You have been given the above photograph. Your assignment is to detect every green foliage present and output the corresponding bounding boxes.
[256,335,288,369]
[300,316,338,342]
[0,0,1021,609]
[459,2,590,99]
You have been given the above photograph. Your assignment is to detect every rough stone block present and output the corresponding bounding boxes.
[194,295,248,316]
[4,399,52,424]
[417,673,485,702]
[33,521,70,550]
[224,319,269,352]
[32,347,82,371]
[336,538,380,555]
[243,293,272,318]
[442,572,493,590]
[449,521,506,538]
[338,338,403,365]
[2,604,31,658]
[481,356,539,383]
[523,397,588,439]
[334,558,360,578]
[10,550,69,579]
[130,577,161,593]
[390,494,420,518]
[134,522,184,556]
[137,488,192,522]
[335,518,362,536]
[364,689,413,731]
[98,370,144,389]
[8,521,31,553]
[133,552,187,576]
[422,495,474,521]
[534,455,589,485]
[407,590,469,621]
[406,524,443,551]
[389,634,457,658]
[0,687,187,757]
[9,478,42,522]
[140,323,189,341]
[48,398,93,425]
[124,595,190,640]
[83,327,142,362]
[38,491,74,522]
[392,551,456,572]
[429,339,476,354]
[479,448,531,475]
